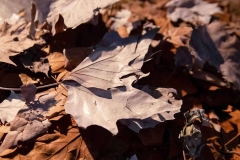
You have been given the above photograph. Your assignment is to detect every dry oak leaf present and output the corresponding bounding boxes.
[2,128,93,160]
[164,26,192,46]
[63,28,182,134]
[47,52,65,74]
[47,0,119,34]
[19,73,39,85]
[0,18,45,65]
[0,89,57,154]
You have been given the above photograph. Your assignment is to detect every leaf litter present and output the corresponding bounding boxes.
[0,0,240,159]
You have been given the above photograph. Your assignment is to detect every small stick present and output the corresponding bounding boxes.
[0,82,60,91]
[224,133,240,147]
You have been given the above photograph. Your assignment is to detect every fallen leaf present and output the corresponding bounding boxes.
[0,91,25,124]
[44,84,68,119]
[166,0,222,25]
[0,18,45,65]
[4,127,93,159]
[189,21,240,90]
[63,28,182,134]
[45,14,68,36]
[47,52,65,74]
[117,26,129,38]
[164,26,192,46]
[19,73,39,85]
[56,69,70,82]
[179,108,210,158]
[47,0,119,34]
[0,89,58,153]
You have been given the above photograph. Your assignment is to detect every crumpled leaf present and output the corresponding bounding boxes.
[0,90,57,154]
[0,127,93,159]
[166,0,222,25]
[177,21,240,90]
[0,18,45,65]
[63,28,182,134]
[179,108,210,158]
[0,92,25,124]
[47,0,119,34]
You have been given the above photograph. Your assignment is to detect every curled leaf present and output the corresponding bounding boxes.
[179,108,210,158]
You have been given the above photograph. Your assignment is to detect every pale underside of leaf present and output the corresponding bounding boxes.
[63,29,182,134]
[0,91,26,124]
[47,0,119,30]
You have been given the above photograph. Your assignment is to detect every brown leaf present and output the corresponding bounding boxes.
[0,18,45,65]
[44,84,68,119]
[28,128,92,160]
[56,69,70,82]
[47,14,67,35]
[19,73,39,85]
[164,26,192,46]
[0,89,58,153]
[1,127,93,160]
[47,52,65,74]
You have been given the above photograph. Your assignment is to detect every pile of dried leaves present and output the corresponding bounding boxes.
[0,0,240,159]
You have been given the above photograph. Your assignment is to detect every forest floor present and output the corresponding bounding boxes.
[0,0,240,159]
